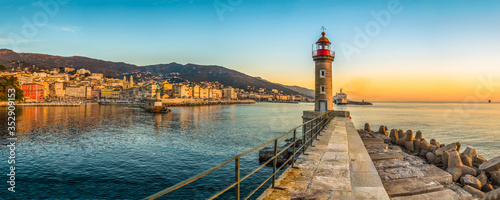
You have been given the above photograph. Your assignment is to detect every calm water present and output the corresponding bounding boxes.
[0,102,498,199]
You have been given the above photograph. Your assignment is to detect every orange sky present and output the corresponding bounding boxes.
[334,75,499,102]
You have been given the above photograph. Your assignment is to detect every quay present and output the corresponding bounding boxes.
[144,99,255,108]
[0,101,82,107]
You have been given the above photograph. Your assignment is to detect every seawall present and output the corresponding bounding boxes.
[258,116,390,199]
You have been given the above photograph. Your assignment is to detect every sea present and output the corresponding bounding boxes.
[0,102,498,199]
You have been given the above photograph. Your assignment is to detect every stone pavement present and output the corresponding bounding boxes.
[257,117,390,200]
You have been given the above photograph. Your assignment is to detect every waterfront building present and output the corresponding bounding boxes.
[92,89,100,99]
[222,87,237,99]
[162,80,173,96]
[141,84,159,99]
[192,85,200,98]
[101,88,121,99]
[53,82,66,98]
[312,31,335,111]
[173,84,191,98]
[16,74,33,85]
[212,88,222,99]
[50,74,69,82]
[89,73,103,80]
[21,83,45,102]
[33,72,48,77]
[65,86,88,99]
[199,86,209,99]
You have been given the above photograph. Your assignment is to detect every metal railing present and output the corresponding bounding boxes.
[144,111,335,200]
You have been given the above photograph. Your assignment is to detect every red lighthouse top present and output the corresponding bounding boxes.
[313,31,334,57]
[316,32,331,44]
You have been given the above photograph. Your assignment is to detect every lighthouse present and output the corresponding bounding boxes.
[312,31,335,111]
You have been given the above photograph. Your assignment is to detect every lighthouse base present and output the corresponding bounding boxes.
[302,110,350,135]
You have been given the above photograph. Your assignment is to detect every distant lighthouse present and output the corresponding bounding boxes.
[312,31,335,111]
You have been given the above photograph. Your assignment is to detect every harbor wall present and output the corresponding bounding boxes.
[258,115,389,199]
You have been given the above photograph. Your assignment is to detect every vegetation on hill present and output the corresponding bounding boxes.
[0,77,24,101]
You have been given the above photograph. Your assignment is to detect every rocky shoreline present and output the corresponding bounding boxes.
[359,123,500,200]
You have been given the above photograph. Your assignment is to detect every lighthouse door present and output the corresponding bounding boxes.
[319,100,327,111]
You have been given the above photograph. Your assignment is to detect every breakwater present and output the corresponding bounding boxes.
[258,115,391,199]
[360,123,500,199]
[160,99,255,107]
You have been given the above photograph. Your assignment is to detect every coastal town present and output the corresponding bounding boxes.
[0,65,313,104]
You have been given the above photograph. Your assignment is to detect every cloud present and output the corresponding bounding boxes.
[45,25,79,34]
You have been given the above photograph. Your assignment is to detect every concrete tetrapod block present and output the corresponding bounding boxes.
[420,139,430,156]
[378,125,389,136]
[463,146,477,159]
[463,185,485,199]
[398,129,405,140]
[477,173,488,187]
[364,123,372,132]
[426,152,438,164]
[403,130,414,152]
[460,154,473,167]
[460,174,482,190]
[389,129,398,144]
[474,154,488,167]
[492,171,500,186]
[482,184,495,193]
[443,151,450,170]
[483,187,500,200]
[447,150,477,182]
[429,145,440,155]
[435,142,459,157]
[413,139,422,155]
[479,156,500,172]
[415,130,423,139]
[430,139,440,148]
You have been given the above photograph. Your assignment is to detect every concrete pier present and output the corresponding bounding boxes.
[258,117,390,200]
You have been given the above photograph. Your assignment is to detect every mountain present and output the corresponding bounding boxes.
[142,63,300,95]
[280,85,314,98]
[0,49,139,77]
[0,49,305,96]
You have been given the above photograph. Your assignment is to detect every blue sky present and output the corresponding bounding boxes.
[1,0,500,101]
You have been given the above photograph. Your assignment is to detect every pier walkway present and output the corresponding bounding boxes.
[258,117,390,200]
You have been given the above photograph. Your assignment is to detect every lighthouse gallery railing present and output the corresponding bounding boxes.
[144,111,335,200]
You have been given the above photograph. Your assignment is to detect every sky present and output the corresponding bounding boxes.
[1,0,500,102]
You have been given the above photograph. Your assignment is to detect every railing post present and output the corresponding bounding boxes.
[302,126,307,154]
[235,157,240,200]
[309,122,313,147]
[272,139,278,188]
[292,129,296,168]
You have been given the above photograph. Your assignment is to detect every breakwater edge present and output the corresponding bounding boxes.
[360,123,500,199]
